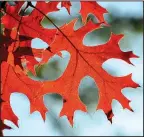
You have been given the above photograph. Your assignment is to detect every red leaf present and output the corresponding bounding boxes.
[80,1,108,24]
[42,20,139,124]
[2,1,59,44]
[1,62,46,126]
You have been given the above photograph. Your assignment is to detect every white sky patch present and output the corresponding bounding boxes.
[112,88,143,136]
[98,2,143,18]
[35,57,42,62]
[31,38,49,49]
[102,58,133,77]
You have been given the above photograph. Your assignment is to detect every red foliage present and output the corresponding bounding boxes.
[0,1,139,132]
[80,1,108,24]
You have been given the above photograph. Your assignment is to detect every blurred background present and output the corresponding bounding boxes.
[2,1,143,136]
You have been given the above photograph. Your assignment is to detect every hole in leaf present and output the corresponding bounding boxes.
[41,7,72,29]
[83,26,111,46]
[43,93,63,116]
[73,16,83,30]
[41,2,80,29]
[10,93,30,119]
[78,76,99,112]
[102,58,132,77]
[87,13,99,24]
[35,57,42,62]
[36,50,70,81]
[31,38,49,49]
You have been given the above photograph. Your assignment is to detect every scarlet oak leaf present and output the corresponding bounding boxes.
[2,1,59,44]
[80,1,108,24]
[42,20,139,124]
[61,1,72,14]
[1,62,47,126]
